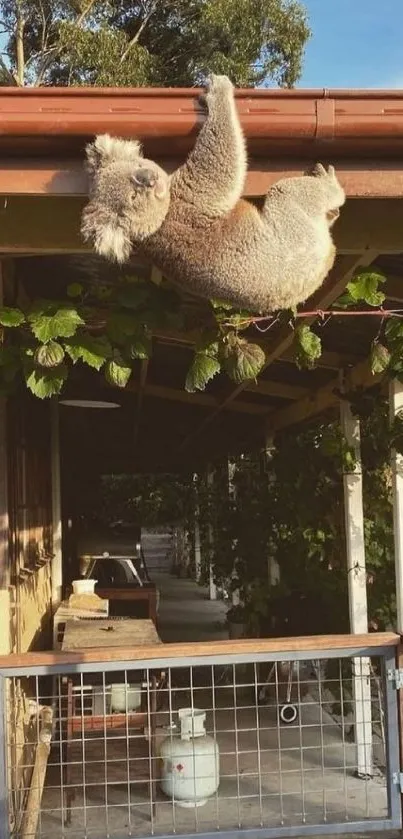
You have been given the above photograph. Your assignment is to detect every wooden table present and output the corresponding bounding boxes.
[62,618,162,824]
[53,598,109,650]
[94,585,158,624]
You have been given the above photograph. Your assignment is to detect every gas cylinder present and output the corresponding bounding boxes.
[160,708,219,807]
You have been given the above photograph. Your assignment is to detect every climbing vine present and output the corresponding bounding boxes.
[0,266,400,399]
[194,405,397,636]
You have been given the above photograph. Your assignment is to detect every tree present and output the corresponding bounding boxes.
[0,0,310,88]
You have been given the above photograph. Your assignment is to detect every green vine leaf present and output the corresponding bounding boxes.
[346,271,386,307]
[195,329,220,357]
[185,353,221,392]
[24,362,68,399]
[105,355,132,388]
[385,318,403,341]
[391,411,403,455]
[222,335,266,384]
[0,307,25,327]
[66,282,83,299]
[211,299,234,311]
[28,303,84,342]
[117,283,150,309]
[370,341,390,375]
[126,327,153,360]
[295,325,322,369]
[34,340,65,369]
[64,334,112,371]
[106,312,141,344]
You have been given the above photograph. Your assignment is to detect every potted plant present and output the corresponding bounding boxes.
[226,603,247,639]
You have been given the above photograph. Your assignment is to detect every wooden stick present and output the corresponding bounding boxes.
[20,707,53,839]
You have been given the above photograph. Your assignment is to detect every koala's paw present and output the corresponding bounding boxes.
[309,162,336,180]
[205,73,234,105]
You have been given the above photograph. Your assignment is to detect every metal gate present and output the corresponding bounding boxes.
[0,632,400,839]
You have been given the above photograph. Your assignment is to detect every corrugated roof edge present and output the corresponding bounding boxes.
[0,87,403,144]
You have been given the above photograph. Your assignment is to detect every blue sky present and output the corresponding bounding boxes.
[297,0,403,88]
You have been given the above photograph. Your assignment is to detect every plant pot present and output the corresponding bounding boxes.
[72,578,96,595]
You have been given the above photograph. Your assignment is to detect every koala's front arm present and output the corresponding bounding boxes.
[173,75,247,217]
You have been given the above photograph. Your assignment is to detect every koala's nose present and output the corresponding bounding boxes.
[131,168,157,188]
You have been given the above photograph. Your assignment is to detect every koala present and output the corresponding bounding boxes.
[81,74,345,315]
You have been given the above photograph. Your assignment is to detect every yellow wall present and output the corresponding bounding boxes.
[9,563,53,654]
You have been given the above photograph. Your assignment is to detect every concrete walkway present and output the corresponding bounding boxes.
[154,571,228,643]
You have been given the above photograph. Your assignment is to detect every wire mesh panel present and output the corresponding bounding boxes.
[0,643,400,839]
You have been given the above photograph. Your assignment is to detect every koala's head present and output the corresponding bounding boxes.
[81,134,170,263]
[308,163,346,227]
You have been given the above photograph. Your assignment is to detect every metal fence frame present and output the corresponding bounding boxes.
[0,638,401,839]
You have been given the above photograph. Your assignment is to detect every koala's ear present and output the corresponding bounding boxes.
[85,134,143,175]
[81,204,131,264]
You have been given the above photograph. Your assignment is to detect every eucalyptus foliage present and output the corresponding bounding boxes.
[0,0,310,88]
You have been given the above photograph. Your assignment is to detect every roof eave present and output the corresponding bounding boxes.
[0,87,403,157]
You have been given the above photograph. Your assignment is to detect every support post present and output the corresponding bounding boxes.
[0,264,10,654]
[207,468,217,600]
[264,437,280,586]
[340,397,372,778]
[390,379,403,634]
[51,401,63,609]
[227,459,240,606]
[193,474,202,583]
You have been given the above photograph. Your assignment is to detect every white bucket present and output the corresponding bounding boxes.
[72,579,96,595]
[110,684,142,713]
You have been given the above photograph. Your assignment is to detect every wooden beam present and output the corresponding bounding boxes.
[2,158,403,199]
[267,358,381,433]
[247,380,308,400]
[177,253,377,453]
[281,347,362,370]
[121,380,269,415]
[384,273,403,303]
[0,198,402,255]
[0,631,397,669]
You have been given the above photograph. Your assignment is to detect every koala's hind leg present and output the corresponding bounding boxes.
[173,74,247,217]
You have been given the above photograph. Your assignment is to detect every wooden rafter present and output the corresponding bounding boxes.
[119,380,270,415]
[246,380,308,400]
[2,159,403,200]
[2,197,403,254]
[176,252,379,454]
[267,358,382,434]
[281,347,362,370]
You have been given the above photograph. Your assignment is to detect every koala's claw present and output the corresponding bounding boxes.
[206,73,234,96]
[309,162,336,179]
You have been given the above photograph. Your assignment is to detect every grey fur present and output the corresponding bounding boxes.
[81,75,345,315]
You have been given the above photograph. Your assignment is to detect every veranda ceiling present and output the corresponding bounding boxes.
[2,85,403,472]
[14,251,402,475]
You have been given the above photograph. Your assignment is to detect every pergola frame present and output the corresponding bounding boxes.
[0,83,402,700]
